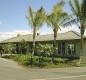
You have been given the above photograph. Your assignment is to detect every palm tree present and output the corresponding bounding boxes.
[26,6,45,66]
[62,0,86,64]
[46,0,68,61]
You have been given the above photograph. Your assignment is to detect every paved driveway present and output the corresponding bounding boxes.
[0,58,86,80]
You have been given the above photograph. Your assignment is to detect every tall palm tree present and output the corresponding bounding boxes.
[26,6,45,66]
[62,0,86,64]
[46,0,68,61]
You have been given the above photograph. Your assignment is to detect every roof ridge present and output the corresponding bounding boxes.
[1,36,17,42]
[21,34,33,36]
[37,34,53,36]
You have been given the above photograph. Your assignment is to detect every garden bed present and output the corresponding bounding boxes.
[1,54,86,68]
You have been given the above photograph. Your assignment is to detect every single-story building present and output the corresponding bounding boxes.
[0,30,86,58]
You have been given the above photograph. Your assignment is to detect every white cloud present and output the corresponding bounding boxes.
[0,30,33,41]
[0,32,16,41]
[58,25,80,33]
[13,30,32,35]
[38,25,80,35]
[0,25,85,42]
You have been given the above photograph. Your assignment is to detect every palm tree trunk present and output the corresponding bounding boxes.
[52,29,57,62]
[32,35,35,56]
[31,27,36,66]
[77,28,84,65]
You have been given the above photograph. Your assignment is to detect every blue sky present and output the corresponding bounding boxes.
[0,0,81,40]
[0,0,71,32]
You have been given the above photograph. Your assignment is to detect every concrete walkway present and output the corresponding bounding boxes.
[0,58,22,69]
[0,58,86,80]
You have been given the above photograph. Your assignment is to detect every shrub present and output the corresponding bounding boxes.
[62,58,79,67]
[12,54,22,61]
[39,62,48,67]
[18,54,30,66]
[30,56,39,66]
[54,58,67,64]
[11,54,31,66]
[42,57,52,62]
[2,53,82,68]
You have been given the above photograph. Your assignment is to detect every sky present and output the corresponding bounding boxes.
[0,0,81,41]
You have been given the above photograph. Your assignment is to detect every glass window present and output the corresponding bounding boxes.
[68,43,76,55]
[58,42,65,54]
[58,42,61,54]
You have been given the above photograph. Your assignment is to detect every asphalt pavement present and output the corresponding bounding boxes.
[0,58,86,80]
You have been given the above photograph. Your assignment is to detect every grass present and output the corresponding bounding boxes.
[1,54,86,68]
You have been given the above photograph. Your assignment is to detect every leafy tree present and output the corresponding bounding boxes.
[0,44,4,57]
[36,43,53,57]
[26,6,45,66]
[46,0,68,61]
[36,43,54,65]
[7,43,16,55]
[2,43,16,55]
[18,39,27,54]
[62,0,86,64]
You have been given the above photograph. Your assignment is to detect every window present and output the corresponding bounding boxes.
[58,42,65,55]
[68,43,76,55]
[58,42,61,54]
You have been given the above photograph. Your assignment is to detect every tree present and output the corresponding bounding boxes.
[46,0,68,61]
[0,44,4,57]
[18,39,27,54]
[36,43,53,57]
[7,43,16,55]
[62,0,86,64]
[36,43,53,66]
[2,43,16,55]
[26,6,45,66]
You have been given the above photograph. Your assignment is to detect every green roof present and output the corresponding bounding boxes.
[0,34,33,43]
[36,30,81,41]
[0,30,84,43]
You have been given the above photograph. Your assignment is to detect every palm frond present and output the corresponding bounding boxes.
[69,0,77,16]
[74,0,81,15]
[82,0,86,17]
[37,6,45,13]
[46,14,53,28]
[57,0,65,7]
[34,6,46,29]
[62,18,78,27]
[46,0,68,30]
[26,6,34,28]
[58,13,68,26]
[29,6,34,24]
[53,0,65,14]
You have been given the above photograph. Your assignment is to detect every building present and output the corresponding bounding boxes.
[0,30,86,58]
